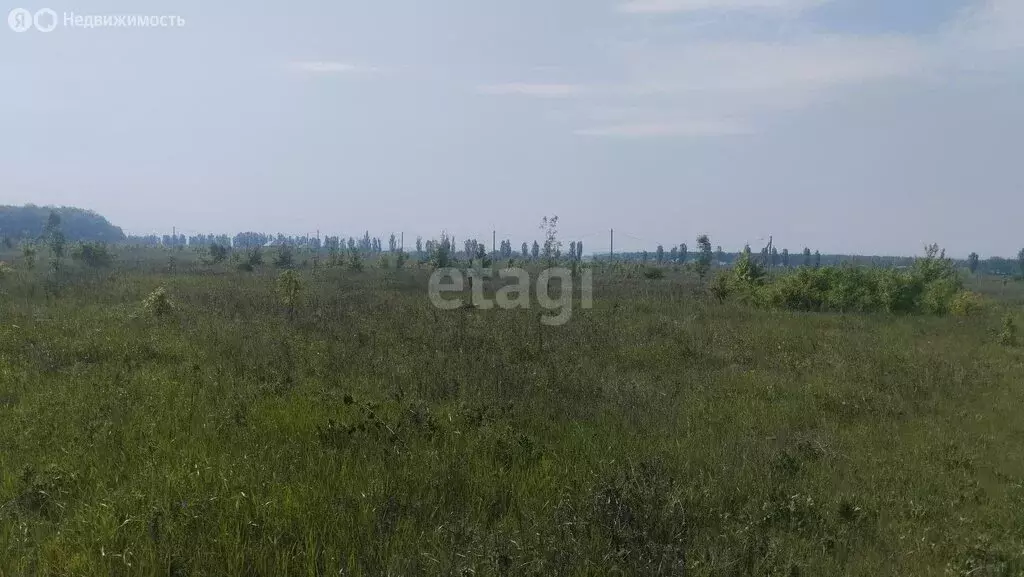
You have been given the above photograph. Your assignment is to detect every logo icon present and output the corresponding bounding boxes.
[34,8,57,32]
[8,8,59,32]
[8,8,33,32]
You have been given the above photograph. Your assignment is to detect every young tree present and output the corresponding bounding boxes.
[276,270,303,320]
[770,247,779,268]
[695,235,712,282]
[416,236,423,254]
[531,240,540,260]
[968,252,980,275]
[274,244,295,268]
[72,242,114,268]
[1017,247,1024,277]
[521,242,529,258]
[207,243,228,264]
[540,216,561,265]
[576,241,583,261]
[733,245,766,285]
[430,233,452,268]
[389,234,398,253]
[45,211,65,258]
[22,244,36,270]
[669,246,679,263]
[803,247,812,267]
[244,247,264,271]
[679,243,688,265]
[655,244,665,264]
[348,249,364,271]
[45,210,60,233]
[781,248,790,268]
[569,241,577,262]
[814,250,822,269]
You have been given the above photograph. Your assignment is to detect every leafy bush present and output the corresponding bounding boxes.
[142,286,173,317]
[206,243,229,265]
[273,245,295,269]
[732,248,766,286]
[747,246,968,315]
[237,247,264,272]
[709,272,732,303]
[70,242,114,268]
[950,291,985,316]
[276,270,303,310]
[642,267,664,280]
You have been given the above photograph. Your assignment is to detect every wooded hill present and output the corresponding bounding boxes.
[0,205,124,243]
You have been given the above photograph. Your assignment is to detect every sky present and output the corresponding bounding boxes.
[1,0,1022,257]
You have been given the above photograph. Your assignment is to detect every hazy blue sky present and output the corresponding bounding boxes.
[2,0,1022,256]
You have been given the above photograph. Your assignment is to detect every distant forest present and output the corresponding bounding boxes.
[0,205,124,243]
[1,204,1020,276]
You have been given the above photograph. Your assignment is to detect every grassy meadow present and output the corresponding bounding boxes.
[1,249,1023,576]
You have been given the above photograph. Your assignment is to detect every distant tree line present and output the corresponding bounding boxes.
[0,205,124,243]
[4,204,1022,278]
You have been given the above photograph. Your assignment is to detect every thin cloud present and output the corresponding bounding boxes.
[476,83,587,98]
[289,61,381,74]
[576,119,751,137]
[485,0,1023,139]
[946,0,1024,53]
[615,35,928,98]
[618,0,830,14]
[488,34,927,138]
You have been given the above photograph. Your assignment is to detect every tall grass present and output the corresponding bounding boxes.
[0,252,1022,575]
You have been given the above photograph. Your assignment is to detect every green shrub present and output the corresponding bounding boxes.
[348,251,364,272]
[709,272,733,302]
[999,315,1018,346]
[273,245,295,268]
[71,242,114,268]
[920,277,961,315]
[744,246,965,315]
[142,286,173,317]
[950,291,984,316]
[276,270,303,309]
[732,249,766,286]
[643,267,664,280]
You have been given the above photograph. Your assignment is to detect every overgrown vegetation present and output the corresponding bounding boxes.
[714,244,984,316]
[1,239,1024,576]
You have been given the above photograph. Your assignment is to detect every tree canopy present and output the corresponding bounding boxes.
[0,205,124,243]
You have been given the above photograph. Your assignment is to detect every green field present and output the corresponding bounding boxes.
[1,250,1023,576]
